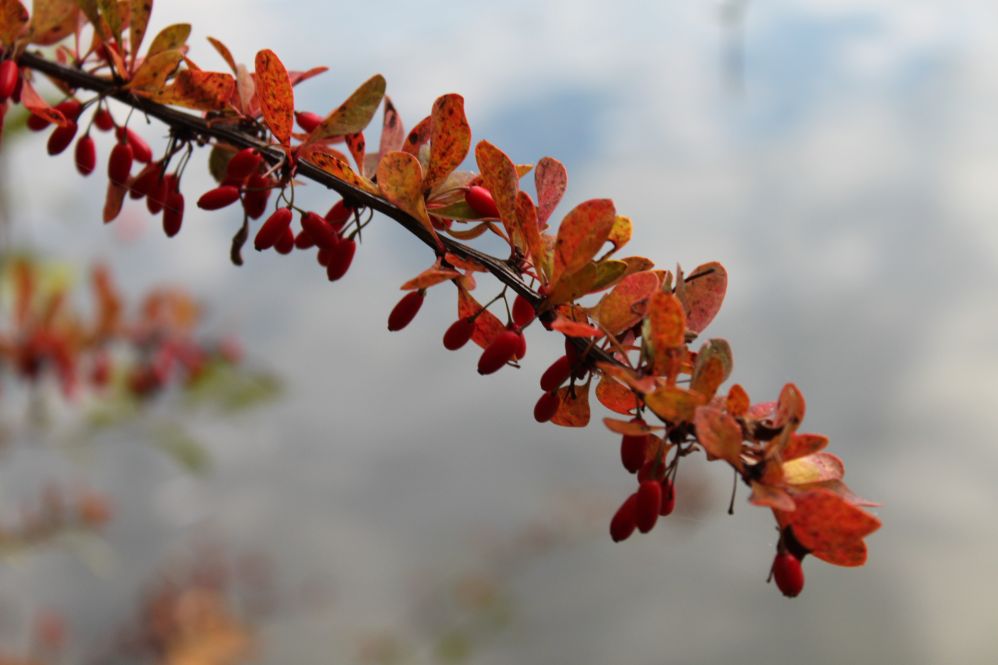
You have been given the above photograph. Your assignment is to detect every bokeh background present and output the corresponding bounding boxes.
[1,0,996,663]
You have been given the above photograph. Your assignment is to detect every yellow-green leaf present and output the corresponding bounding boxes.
[305,74,386,145]
[28,0,77,46]
[305,148,379,195]
[377,151,437,243]
[126,48,182,93]
[0,0,28,46]
[643,385,705,423]
[128,0,152,65]
[146,22,189,57]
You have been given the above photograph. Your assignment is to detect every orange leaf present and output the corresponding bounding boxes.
[783,433,829,461]
[152,69,235,111]
[690,338,732,399]
[776,489,881,567]
[643,385,705,423]
[305,74,386,145]
[515,191,547,281]
[474,140,520,246]
[645,290,686,374]
[602,417,659,436]
[402,114,431,156]
[207,35,238,74]
[749,481,795,511]
[127,49,183,94]
[534,156,567,228]
[551,382,591,428]
[400,265,460,291]
[596,375,639,415]
[550,316,602,338]
[681,261,727,334]
[595,270,660,335]
[693,406,744,470]
[597,361,657,395]
[344,132,366,174]
[28,0,76,46]
[607,215,632,253]
[377,151,439,246]
[423,94,471,193]
[0,0,28,46]
[457,288,505,349]
[128,0,152,66]
[305,148,379,195]
[552,199,616,284]
[254,49,294,145]
[443,252,485,273]
[726,384,750,417]
[19,78,68,126]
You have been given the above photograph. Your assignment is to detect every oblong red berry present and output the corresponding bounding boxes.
[621,434,650,474]
[254,207,293,251]
[55,99,82,121]
[197,185,241,211]
[388,291,425,332]
[93,107,114,132]
[116,126,152,163]
[294,229,316,250]
[540,355,571,392]
[772,552,804,598]
[27,113,50,131]
[47,120,78,155]
[635,480,662,533]
[162,191,184,237]
[107,141,133,184]
[533,391,560,423]
[326,238,356,281]
[300,210,337,248]
[274,226,295,254]
[225,147,261,182]
[659,478,676,516]
[325,199,353,231]
[295,110,323,133]
[148,173,176,214]
[465,185,500,218]
[610,494,638,543]
[512,330,526,360]
[512,294,536,328]
[242,174,272,220]
[443,317,475,351]
[0,60,18,102]
[477,330,521,375]
[75,134,96,176]
[131,162,163,199]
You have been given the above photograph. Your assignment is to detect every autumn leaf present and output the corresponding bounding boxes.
[690,338,732,399]
[128,0,152,67]
[775,489,881,566]
[551,199,616,286]
[377,151,439,245]
[400,263,460,291]
[515,191,547,280]
[304,74,386,145]
[254,49,294,145]
[693,406,743,470]
[207,35,238,74]
[147,23,191,57]
[152,69,235,111]
[305,148,379,195]
[28,0,77,46]
[783,433,829,461]
[643,385,705,423]
[750,481,795,512]
[402,114,431,156]
[550,316,602,338]
[535,156,567,228]
[681,261,727,334]
[423,94,471,193]
[0,0,27,46]
[596,375,639,415]
[595,270,660,335]
[379,96,405,154]
[726,384,750,417]
[782,452,844,485]
[474,140,520,245]
[644,291,686,378]
[607,215,632,253]
[127,49,183,94]
[96,0,122,46]
[19,78,68,126]
[603,417,659,436]
[551,382,591,427]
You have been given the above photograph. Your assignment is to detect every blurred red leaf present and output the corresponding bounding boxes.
[534,156,567,228]
[551,382,591,427]
[681,261,727,334]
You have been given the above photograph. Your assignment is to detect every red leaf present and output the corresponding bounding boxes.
[693,406,744,470]
[152,69,235,111]
[474,140,520,245]
[534,156,567,228]
[776,489,881,567]
[643,385,705,423]
[400,263,460,291]
[552,198,616,284]
[596,375,640,415]
[681,261,727,334]
[550,316,602,338]
[551,382,591,428]
[19,78,67,126]
[254,49,294,145]
[457,288,505,350]
[423,94,471,193]
[595,270,660,335]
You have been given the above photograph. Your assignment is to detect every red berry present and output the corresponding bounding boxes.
[635,480,662,533]
[540,355,571,392]
[533,391,559,423]
[225,147,261,182]
[295,110,323,133]
[27,113,50,131]
[388,291,425,332]
[116,126,152,163]
[274,226,295,254]
[477,330,521,375]
[443,317,476,351]
[326,238,356,281]
[512,330,526,360]
[148,173,177,214]
[254,207,293,251]
[621,433,650,474]
[47,120,78,155]
[55,99,82,121]
[162,191,184,237]
[317,247,332,267]
[75,134,96,176]
[131,162,163,199]
[512,294,536,328]
[659,477,676,516]
[294,229,316,250]
[0,60,18,102]
[107,141,133,184]
[197,185,241,211]
[325,199,353,231]
[465,185,500,218]
[300,210,337,248]
[610,494,638,543]
[93,107,114,132]
[772,552,804,598]
[242,174,272,219]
